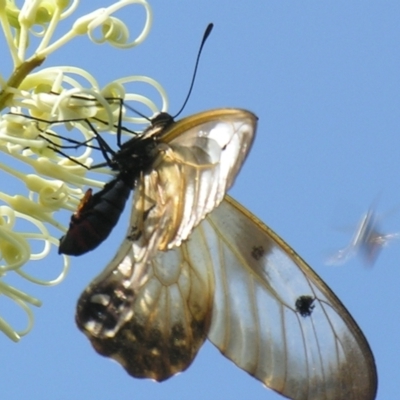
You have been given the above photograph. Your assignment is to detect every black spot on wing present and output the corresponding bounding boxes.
[295,295,315,317]
[251,245,265,260]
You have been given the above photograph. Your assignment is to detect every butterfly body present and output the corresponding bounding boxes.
[59,113,175,256]
[59,176,133,255]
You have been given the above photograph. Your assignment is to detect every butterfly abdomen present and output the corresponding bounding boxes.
[59,174,133,256]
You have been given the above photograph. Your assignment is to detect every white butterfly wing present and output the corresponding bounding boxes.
[205,196,377,400]
[77,196,376,399]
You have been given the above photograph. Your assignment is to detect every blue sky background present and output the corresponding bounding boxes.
[1,1,400,399]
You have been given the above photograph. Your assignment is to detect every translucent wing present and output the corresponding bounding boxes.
[77,195,376,399]
[129,109,256,266]
[206,196,377,400]
[76,215,215,381]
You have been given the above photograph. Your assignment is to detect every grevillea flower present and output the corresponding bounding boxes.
[0,0,167,341]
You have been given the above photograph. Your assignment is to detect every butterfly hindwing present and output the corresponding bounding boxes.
[205,196,377,400]
[76,223,214,381]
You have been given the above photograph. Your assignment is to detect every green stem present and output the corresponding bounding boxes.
[0,56,46,110]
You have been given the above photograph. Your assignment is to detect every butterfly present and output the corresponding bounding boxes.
[71,107,377,400]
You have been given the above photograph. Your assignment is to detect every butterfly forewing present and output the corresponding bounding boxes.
[128,109,256,264]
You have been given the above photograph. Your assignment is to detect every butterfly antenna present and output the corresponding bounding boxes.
[173,23,214,118]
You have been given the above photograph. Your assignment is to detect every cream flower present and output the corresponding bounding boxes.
[0,0,167,341]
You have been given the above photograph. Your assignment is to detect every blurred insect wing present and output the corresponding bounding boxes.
[327,205,400,266]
